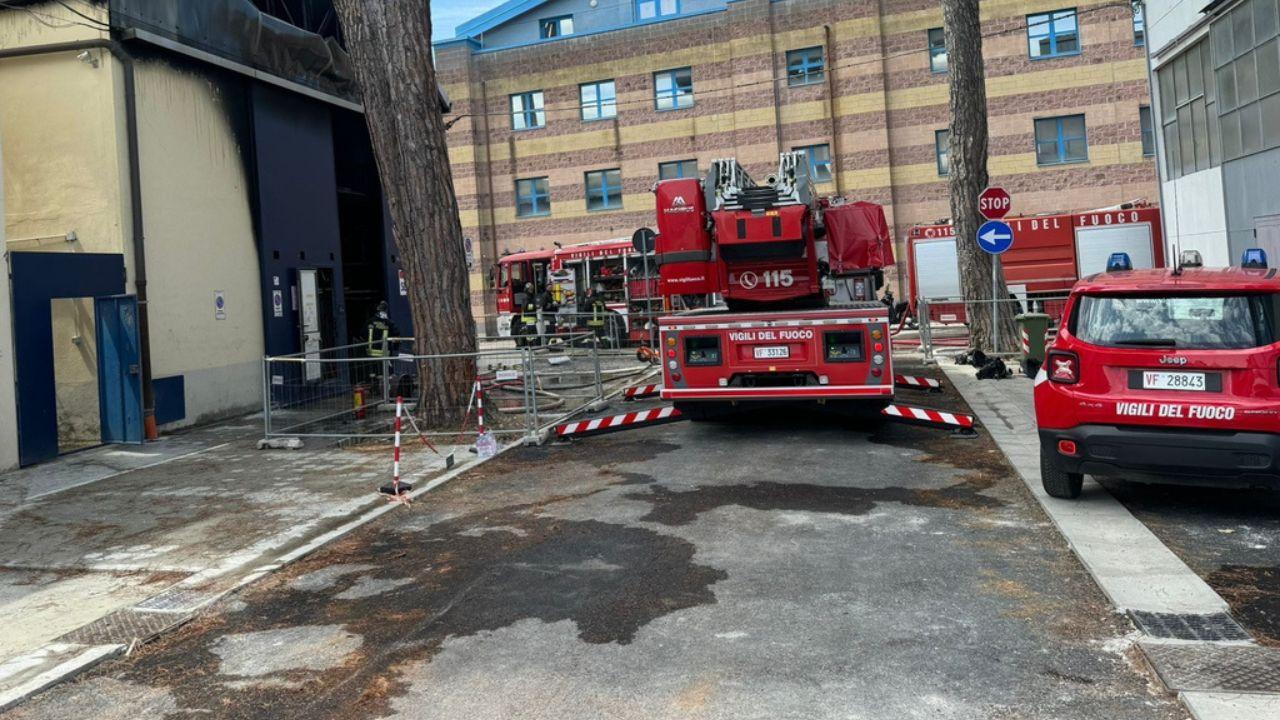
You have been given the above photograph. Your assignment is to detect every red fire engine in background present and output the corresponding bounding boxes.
[905,206,1165,326]
[653,152,897,417]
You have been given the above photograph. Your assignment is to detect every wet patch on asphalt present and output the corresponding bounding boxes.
[626,478,1003,526]
[63,506,726,719]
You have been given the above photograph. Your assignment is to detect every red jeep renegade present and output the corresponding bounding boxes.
[1035,250,1280,499]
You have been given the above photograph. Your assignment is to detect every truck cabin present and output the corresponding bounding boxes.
[494,250,552,313]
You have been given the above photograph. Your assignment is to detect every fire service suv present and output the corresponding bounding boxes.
[1035,249,1280,499]
[653,152,897,418]
[907,206,1165,325]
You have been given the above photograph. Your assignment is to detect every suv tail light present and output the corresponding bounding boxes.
[1047,350,1079,384]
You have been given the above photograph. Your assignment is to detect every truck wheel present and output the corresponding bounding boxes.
[1040,442,1083,499]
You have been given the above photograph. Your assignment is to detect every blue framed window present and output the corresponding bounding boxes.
[786,46,825,86]
[510,91,545,130]
[539,15,574,39]
[579,80,617,122]
[654,67,693,111]
[636,0,678,22]
[1034,114,1089,165]
[1133,5,1145,46]
[516,177,551,217]
[658,159,698,180]
[1139,105,1155,156]
[585,169,623,211]
[928,28,948,73]
[793,144,833,183]
[1027,8,1081,59]
[935,130,950,176]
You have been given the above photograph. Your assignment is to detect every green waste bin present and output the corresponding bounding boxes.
[1015,313,1052,371]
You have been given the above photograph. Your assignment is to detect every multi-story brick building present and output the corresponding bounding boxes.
[436,0,1158,323]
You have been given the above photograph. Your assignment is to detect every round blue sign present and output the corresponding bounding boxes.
[977,220,1015,255]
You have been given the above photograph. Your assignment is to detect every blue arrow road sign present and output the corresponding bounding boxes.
[977,220,1014,255]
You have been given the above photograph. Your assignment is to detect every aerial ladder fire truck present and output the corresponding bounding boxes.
[652,152,899,419]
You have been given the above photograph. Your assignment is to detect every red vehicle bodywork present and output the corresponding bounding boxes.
[653,172,894,407]
[906,207,1165,325]
[1035,267,1280,489]
[659,306,893,402]
[494,249,552,315]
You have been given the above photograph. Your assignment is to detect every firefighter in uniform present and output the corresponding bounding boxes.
[514,282,539,346]
[366,301,399,358]
[584,286,608,342]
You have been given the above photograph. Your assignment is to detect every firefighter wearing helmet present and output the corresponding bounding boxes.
[366,300,399,358]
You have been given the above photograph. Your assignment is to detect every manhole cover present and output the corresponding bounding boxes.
[1141,642,1280,693]
[135,588,217,613]
[1130,611,1253,642]
[58,609,190,646]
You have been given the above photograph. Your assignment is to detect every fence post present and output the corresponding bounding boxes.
[525,346,539,434]
[261,355,272,437]
[592,340,604,400]
[918,297,934,363]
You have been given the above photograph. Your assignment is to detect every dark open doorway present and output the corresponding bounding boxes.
[333,110,389,345]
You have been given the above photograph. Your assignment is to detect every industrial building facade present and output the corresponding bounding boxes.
[437,0,1160,323]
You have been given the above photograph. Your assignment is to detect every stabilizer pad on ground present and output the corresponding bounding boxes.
[882,403,976,433]
[555,406,684,439]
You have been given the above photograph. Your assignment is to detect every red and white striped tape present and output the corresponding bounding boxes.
[623,383,661,400]
[1020,327,1031,355]
[893,374,942,390]
[881,403,975,429]
[555,406,684,438]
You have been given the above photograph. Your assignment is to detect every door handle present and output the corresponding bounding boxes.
[128,363,140,376]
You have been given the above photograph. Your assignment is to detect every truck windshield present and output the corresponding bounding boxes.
[1073,293,1280,350]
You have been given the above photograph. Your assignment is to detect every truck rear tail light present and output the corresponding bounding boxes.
[1047,350,1079,384]
[1057,439,1079,456]
[668,360,678,371]
[673,373,682,382]
[667,349,676,358]
[873,342,884,353]
[871,367,882,377]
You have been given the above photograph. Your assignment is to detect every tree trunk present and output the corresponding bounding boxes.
[943,0,1018,353]
[331,0,477,424]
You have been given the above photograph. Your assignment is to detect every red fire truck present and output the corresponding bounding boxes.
[905,206,1165,325]
[655,152,896,417]
[493,238,661,342]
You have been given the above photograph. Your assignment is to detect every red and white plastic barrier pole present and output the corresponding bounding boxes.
[622,383,661,401]
[893,374,942,391]
[475,379,486,434]
[555,405,684,439]
[380,396,413,500]
[881,403,977,434]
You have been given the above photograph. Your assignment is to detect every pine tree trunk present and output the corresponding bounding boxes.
[331,0,477,424]
[942,0,1018,353]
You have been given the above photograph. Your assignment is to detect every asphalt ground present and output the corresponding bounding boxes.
[4,367,1184,719]
[1099,477,1280,646]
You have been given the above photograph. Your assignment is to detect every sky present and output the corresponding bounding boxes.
[431,0,509,41]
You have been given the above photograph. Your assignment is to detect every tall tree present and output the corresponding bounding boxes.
[331,0,476,423]
[942,0,1017,352]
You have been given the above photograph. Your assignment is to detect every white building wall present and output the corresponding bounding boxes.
[1145,0,1206,52]
[1160,170,1231,266]
[0,128,18,471]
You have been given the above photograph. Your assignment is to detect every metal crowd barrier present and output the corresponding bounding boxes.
[261,334,656,444]
[909,293,1070,361]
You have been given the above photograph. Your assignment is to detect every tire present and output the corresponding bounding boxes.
[1040,442,1084,499]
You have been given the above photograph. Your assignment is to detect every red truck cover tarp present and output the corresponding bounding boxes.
[826,202,894,272]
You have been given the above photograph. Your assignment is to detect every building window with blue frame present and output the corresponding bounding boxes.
[585,169,623,211]
[928,28,948,73]
[1027,8,1081,59]
[654,67,693,111]
[636,0,678,22]
[510,91,545,130]
[793,144,833,183]
[1133,4,1145,46]
[786,46,825,86]
[580,80,617,121]
[516,177,551,217]
[539,15,574,39]
[935,129,950,175]
[1034,114,1089,165]
[1139,105,1155,156]
[658,159,698,180]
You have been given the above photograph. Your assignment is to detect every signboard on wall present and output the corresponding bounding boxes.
[214,291,226,320]
[398,270,408,296]
[272,290,283,318]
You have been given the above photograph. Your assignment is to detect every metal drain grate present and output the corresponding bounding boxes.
[57,609,190,646]
[1129,611,1253,642]
[134,588,217,613]
[1141,642,1280,693]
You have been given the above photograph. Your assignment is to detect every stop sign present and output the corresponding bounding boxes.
[978,186,1011,220]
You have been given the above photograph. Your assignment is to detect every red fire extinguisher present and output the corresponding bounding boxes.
[354,386,366,419]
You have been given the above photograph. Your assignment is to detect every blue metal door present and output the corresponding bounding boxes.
[96,296,143,444]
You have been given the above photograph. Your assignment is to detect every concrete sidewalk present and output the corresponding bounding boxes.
[941,363,1280,720]
[0,419,468,711]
